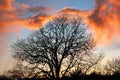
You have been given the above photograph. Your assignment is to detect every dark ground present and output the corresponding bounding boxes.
[0,72,120,80]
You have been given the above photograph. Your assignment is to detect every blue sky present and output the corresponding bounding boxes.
[17,0,94,10]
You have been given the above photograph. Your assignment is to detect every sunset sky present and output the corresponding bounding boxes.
[0,0,120,72]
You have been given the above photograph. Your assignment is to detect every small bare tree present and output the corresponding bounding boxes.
[7,61,36,79]
[105,57,120,75]
[82,53,104,74]
[12,16,95,80]
[70,52,104,75]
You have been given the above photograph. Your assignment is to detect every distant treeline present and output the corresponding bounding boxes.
[0,72,120,80]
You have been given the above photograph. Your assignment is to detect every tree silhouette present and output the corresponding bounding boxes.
[74,53,104,75]
[105,57,120,75]
[7,61,37,79]
[12,16,95,80]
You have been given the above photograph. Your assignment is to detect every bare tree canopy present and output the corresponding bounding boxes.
[12,16,95,80]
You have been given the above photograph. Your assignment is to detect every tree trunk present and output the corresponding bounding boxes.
[55,66,60,80]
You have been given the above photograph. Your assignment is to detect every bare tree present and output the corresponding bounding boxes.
[82,53,104,74]
[70,52,104,75]
[7,62,24,79]
[7,61,36,79]
[105,57,120,75]
[12,16,95,80]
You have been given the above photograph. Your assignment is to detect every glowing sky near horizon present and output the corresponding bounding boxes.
[0,0,120,72]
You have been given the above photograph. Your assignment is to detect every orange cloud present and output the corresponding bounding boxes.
[55,0,120,46]
[0,0,23,35]
[0,0,54,56]
[0,13,22,56]
[21,4,30,9]
[88,0,120,45]
[58,0,120,45]
[23,14,52,29]
[0,0,13,11]
[58,7,90,18]
[1,0,120,56]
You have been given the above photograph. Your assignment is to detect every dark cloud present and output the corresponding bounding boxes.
[28,6,54,13]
